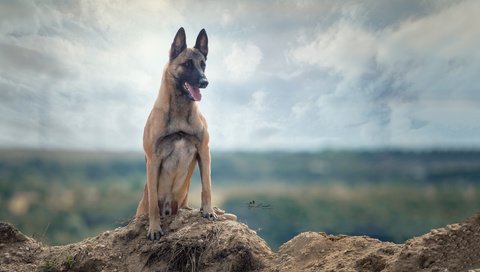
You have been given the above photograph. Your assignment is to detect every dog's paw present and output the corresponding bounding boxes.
[147,226,164,240]
[201,207,218,221]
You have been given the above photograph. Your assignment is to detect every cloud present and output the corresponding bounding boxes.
[223,42,263,82]
[292,101,313,119]
[1,0,479,151]
[250,90,268,111]
[289,0,480,148]
[0,43,70,80]
[202,87,287,150]
[378,0,480,96]
[0,0,184,150]
[292,21,377,80]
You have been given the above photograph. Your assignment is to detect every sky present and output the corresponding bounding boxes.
[1,0,479,151]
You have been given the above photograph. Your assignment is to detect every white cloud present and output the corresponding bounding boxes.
[291,101,312,119]
[1,0,480,151]
[203,88,284,150]
[0,0,185,150]
[292,21,377,80]
[292,0,480,87]
[221,10,233,26]
[250,90,268,112]
[289,0,480,148]
[223,42,263,82]
[378,0,480,95]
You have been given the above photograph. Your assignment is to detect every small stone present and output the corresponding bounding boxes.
[15,233,27,242]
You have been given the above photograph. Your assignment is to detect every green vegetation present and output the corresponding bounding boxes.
[38,259,59,272]
[62,255,75,270]
[1,149,479,250]
[0,150,145,244]
[222,183,479,249]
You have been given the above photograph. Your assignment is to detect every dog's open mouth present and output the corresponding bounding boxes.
[183,82,202,101]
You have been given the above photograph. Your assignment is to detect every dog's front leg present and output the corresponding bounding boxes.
[146,157,164,240]
[197,141,217,221]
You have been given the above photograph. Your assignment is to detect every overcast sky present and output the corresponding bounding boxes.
[1,0,479,151]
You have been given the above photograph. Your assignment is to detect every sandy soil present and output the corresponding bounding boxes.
[1,210,479,272]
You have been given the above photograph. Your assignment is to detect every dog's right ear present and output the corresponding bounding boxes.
[170,27,187,61]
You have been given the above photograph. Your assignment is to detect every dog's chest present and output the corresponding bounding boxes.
[155,130,200,158]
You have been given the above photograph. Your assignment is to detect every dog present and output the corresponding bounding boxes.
[135,27,217,240]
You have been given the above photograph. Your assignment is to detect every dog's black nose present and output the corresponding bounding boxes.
[199,78,209,88]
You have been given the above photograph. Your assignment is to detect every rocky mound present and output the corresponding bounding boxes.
[1,210,479,272]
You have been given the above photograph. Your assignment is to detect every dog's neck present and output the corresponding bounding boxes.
[154,69,197,125]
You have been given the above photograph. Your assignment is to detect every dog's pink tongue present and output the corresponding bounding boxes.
[187,84,202,101]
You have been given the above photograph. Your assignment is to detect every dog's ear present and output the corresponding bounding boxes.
[194,29,208,59]
[170,27,187,61]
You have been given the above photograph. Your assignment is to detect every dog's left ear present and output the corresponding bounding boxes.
[194,29,208,59]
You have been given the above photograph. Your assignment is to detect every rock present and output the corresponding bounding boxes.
[0,211,479,271]
[0,221,28,243]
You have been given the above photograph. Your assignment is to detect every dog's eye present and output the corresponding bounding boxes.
[183,60,193,69]
[200,61,206,71]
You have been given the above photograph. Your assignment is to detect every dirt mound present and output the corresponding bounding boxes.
[386,213,480,272]
[0,209,272,272]
[1,211,479,272]
[275,232,400,271]
[272,213,480,272]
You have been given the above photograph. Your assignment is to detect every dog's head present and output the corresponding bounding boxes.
[168,27,208,102]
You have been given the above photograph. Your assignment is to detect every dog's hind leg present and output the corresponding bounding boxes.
[135,183,148,216]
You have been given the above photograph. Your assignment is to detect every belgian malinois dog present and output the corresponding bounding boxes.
[136,27,217,240]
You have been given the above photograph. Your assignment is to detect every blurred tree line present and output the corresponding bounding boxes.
[0,149,479,248]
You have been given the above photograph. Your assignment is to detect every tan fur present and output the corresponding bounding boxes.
[135,28,216,240]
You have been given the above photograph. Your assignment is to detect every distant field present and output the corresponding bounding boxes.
[220,183,479,249]
[0,149,479,249]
